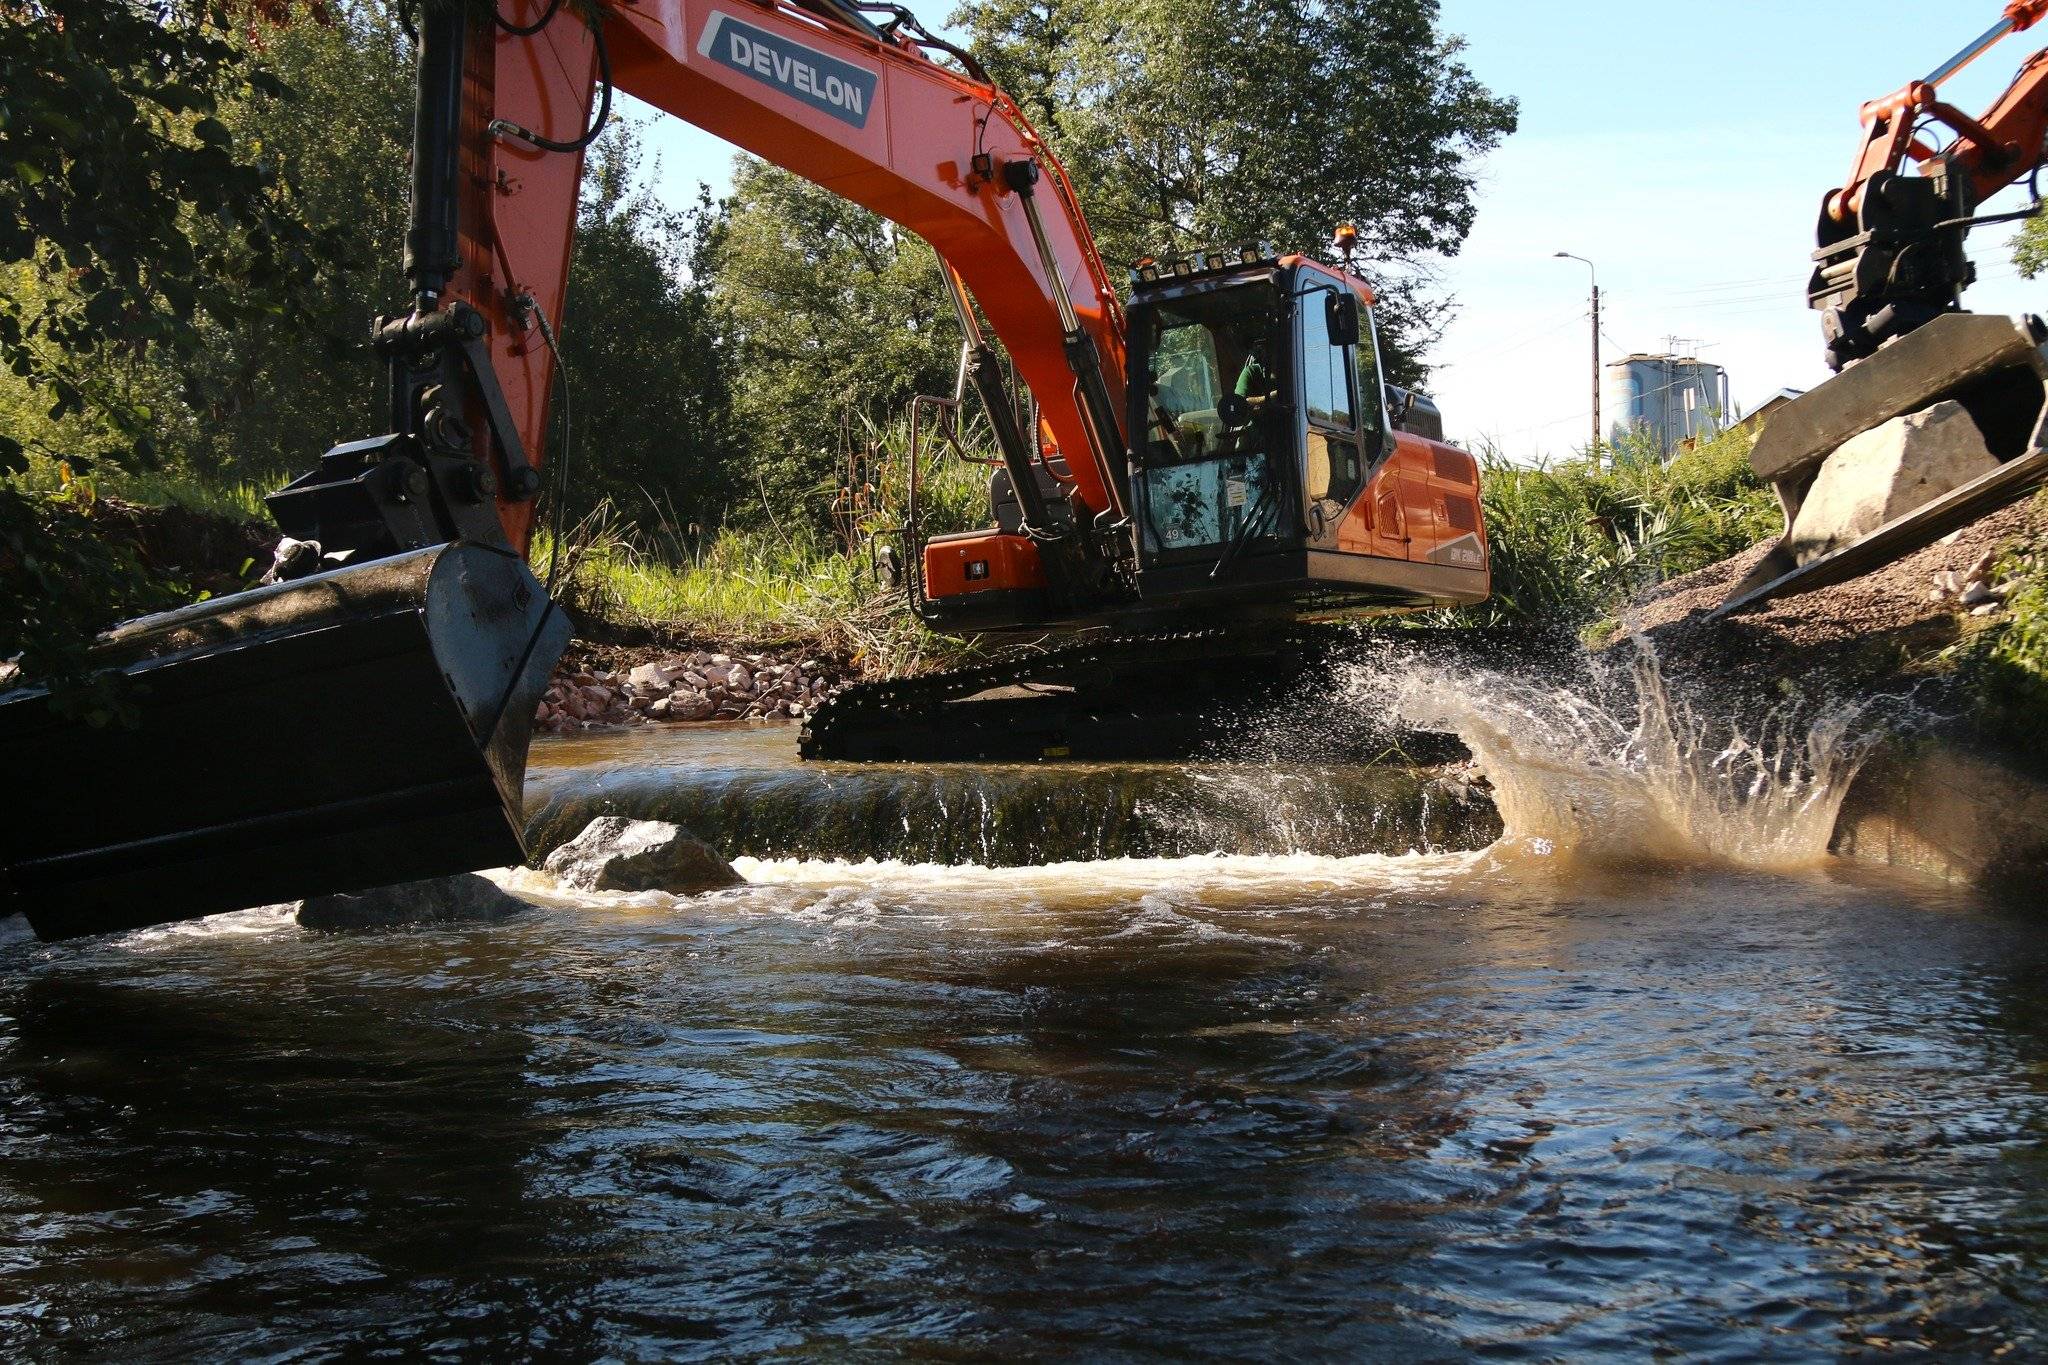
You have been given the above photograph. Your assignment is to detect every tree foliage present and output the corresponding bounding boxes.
[2013,212,2048,281]
[139,0,412,486]
[703,157,963,526]
[954,0,1516,379]
[553,125,738,533]
[0,0,340,709]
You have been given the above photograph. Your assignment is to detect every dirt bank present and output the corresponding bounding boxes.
[1613,499,2048,891]
[1617,498,2043,721]
[88,498,277,603]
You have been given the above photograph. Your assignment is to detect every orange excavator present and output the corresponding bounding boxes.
[0,0,1489,938]
[1722,0,2048,613]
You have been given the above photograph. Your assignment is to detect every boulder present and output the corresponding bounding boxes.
[296,872,532,931]
[627,662,671,691]
[1785,400,1999,564]
[668,691,715,721]
[541,817,743,894]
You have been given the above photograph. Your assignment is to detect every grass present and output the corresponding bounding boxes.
[19,454,274,524]
[1950,499,2048,763]
[530,408,997,674]
[535,513,968,672]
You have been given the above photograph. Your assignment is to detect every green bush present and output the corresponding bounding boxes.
[1468,424,1777,631]
[1964,524,2048,761]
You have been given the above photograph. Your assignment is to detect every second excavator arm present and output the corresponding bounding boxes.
[1812,0,2048,369]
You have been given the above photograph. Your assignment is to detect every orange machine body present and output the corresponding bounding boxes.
[432,0,1486,630]
[923,532,1049,598]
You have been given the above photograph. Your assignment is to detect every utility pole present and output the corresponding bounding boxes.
[1555,252,1600,465]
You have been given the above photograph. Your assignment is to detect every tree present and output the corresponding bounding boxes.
[702,157,963,527]
[552,124,738,536]
[139,0,412,487]
[2014,212,2048,281]
[0,0,340,713]
[954,0,1517,380]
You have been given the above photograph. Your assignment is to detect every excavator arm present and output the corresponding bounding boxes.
[1718,2,2048,615]
[0,0,1136,938]
[421,0,1130,560]
[1812,0,2048,369]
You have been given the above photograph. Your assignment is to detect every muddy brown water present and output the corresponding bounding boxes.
[0,723,2044,1358]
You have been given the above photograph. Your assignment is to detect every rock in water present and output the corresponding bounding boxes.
[296,873,532,931]
[1785,401,1999,564]
[542,817,744,894]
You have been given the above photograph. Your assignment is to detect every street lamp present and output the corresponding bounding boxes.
[1554,252,1601,464]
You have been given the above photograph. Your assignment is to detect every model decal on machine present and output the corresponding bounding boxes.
[1429,533,1486,568]
[697,12,880,128]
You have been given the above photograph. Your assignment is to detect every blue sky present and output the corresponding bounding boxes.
[623,1,2046,456]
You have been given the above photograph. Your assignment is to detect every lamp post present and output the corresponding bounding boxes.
[1554,252,1601,465]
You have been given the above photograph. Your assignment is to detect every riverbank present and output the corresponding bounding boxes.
[1609,492,2048,889]
[1619,495,2045,736]
[536,640,864,731]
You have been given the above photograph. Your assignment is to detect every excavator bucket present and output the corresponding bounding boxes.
[0,542,569,940]
[1715,313,2048,618]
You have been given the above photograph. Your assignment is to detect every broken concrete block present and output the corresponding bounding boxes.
[541,817,743,894]
[1784,400,1998,565]
[296,872,532,931]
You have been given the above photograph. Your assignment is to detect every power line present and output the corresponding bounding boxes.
[1439,309,1590,371]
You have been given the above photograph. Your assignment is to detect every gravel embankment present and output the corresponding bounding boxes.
[535,641,862,732]
[1617,499,2042,711]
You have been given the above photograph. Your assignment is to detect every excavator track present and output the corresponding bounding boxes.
[802,628,1292,762]
[799,624,1446,763]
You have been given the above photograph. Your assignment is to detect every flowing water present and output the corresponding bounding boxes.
[525,726,1500,865]
[0,660,2044,1359]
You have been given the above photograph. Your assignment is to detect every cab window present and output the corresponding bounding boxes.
[1297,287,1355,429]
[1353,308,1388,447]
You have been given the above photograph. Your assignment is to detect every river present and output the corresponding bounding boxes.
[0,719,2044,1357]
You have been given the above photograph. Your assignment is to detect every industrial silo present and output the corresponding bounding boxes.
[1603,352,1731,460]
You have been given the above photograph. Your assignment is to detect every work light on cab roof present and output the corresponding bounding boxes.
[1130,243,1273,287]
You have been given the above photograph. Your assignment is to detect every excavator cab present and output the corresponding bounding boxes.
[913,250,1489,636]
[1127,253,1487,613]
[1127,255,1382,599]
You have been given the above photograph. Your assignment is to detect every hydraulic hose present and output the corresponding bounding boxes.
[488,2,613,154]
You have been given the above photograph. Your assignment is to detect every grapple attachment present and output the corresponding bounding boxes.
[0,542,569,939]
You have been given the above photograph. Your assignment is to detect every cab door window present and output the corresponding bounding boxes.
[1298,285,1364,522]
[1298,293,1355,429]
[1353,307,1390,455]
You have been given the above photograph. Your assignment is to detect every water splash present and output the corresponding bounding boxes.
[1359,639,1895,870]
